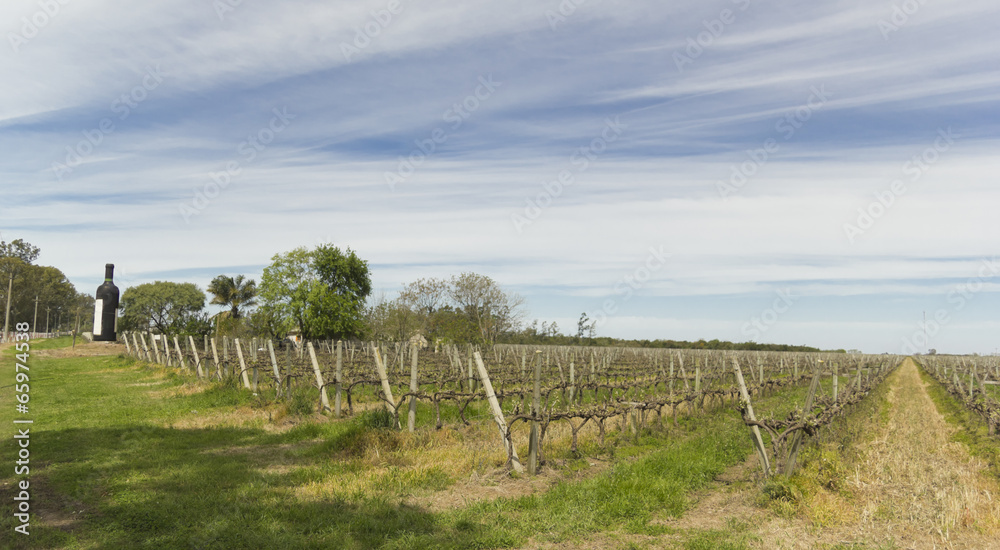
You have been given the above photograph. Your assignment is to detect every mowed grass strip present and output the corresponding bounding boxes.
[2,342,814,549]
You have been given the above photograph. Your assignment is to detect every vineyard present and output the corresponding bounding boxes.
[919,354,1000,435]
[9,335,1000,549]
[119,331,900,475]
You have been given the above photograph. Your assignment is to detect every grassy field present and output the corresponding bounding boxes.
[0,338,845,549]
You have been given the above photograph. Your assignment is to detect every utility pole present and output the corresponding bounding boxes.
[45,307,50,335]
[923,311,927,354]
[2,272,11,343]
[32,295,39,339]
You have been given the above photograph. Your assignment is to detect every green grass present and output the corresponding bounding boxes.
[27,335,76,350]
[1,349,828,549]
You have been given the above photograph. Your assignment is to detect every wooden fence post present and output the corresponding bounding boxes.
[210,338,220,379]
[173,336,188,371]
[784,367,822,475]
[139,333,151,362]
[307,342,332,413]
[267,340,281,397]
[529,350,542,475]
[373,347,400,427]
[335,341,343,418]
[189,336,204,379]
[234,338,252,390]
[733,357,771,476]
[474,352,523,473]
[408,347,419,432]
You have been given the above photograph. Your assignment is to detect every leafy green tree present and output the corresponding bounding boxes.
[245,305,285,341]
[119,281,207,335]
[1,239,80,332]
[0,239,40,264]
[258,245,372,340]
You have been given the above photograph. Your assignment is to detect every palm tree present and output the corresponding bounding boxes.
[208,275,257,320]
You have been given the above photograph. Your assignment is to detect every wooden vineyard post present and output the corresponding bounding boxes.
[131,333,142,359]
[474,352,524,473]
[307,342,332,413]
[234,338,252,390]
[189,336,204,379]
[149,333,160,364]
[162,336,171,366]
[408,347,419,432]
[785,366,822,476]
[335,341,343,418]
[529,350,542,475]
[209,338,222,380]
[569,361,576,403]
[210,338,221,380]
[173,336,188,371]
[122,333,132,355]
[832,363,839,402]
[139,333,151,362]
[267,340,281,397]
[285,345,293,398]
[732,357,771,477]
[373,347,400,427]
[467,356,475,393]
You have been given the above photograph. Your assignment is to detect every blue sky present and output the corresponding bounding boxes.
[2,0,998,354]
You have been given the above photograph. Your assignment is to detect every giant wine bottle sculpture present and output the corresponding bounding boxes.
[93,263,119,342]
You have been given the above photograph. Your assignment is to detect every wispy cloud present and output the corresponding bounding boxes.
[2,0,998,353]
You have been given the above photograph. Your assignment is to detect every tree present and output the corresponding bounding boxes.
[208,274,257,337]
[399,277,448,334]
[258,245,372,340]
[207,274,257,320]
[448,272,526,347]
[119,281,207,335]
[0,239,40,264]
[245,305,285,341]
[1,239,80,333]
[364,292,420,343]
[576,312,591,339]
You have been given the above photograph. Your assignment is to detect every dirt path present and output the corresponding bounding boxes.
[670,358,1000,549]
[845,358,1000,548]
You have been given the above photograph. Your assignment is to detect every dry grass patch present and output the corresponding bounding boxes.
[847,359,1000,548]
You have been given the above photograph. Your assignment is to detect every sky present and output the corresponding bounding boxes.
[1,0,998,355]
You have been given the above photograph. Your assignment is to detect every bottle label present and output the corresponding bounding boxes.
[93,299,103,336]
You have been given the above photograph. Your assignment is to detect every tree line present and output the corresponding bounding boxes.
[117,244,527,348]
[0,238,93,335]
[2,237,834,352]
